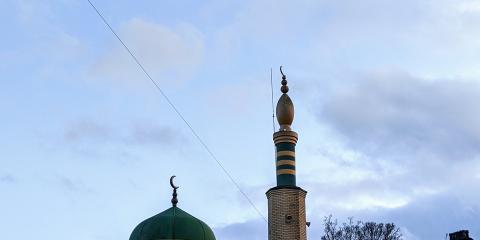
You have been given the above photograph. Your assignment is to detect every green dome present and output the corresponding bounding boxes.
[129,206,216,240]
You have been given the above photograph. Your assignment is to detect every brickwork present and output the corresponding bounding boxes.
[266,187,307,240]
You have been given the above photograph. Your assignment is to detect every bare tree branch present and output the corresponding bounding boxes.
[322,215,403,240]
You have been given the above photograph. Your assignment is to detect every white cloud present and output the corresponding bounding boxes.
[456,0,480,13]
[63,119,184,146]
[92,18,205,87]
[13,0,52,23]
[296,69,480,238]
[321,70,480,160]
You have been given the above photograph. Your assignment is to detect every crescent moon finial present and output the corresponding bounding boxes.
[170,175,179,207]
[279,66,289,93]
[170,175,179,189]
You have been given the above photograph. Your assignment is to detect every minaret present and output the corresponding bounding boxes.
[266,67,307,240]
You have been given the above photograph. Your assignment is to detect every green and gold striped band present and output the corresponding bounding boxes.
[275,139,297,186]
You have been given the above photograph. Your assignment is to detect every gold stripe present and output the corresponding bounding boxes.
[276,169,296,175]
[276,151,295,158]
[276,160,295,166]
[274,137,298,144]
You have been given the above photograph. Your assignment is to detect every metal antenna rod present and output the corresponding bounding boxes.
[270,67,276,133]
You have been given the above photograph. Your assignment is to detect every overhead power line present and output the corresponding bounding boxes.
[86,0,267,222]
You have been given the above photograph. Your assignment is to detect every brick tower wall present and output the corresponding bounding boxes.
[267,187,307,240]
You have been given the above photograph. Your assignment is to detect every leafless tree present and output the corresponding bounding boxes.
[321,215,402,240]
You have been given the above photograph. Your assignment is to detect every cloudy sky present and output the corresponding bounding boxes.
[1,0,480,239]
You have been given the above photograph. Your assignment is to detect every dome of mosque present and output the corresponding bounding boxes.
[129,206,216,240]
[129,176,216,240]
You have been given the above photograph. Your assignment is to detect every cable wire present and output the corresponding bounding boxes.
[86,0,267,222]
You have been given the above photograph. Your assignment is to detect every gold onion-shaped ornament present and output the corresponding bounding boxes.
[276,94,294,131]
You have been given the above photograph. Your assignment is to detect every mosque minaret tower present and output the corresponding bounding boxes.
[266,67,308,240]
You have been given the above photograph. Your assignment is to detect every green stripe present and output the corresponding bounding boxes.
[276,164,296,170]
[277,174,296,186]
[275,143,295,151]
[276,156,295,161]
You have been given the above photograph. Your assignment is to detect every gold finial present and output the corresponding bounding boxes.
[276,66,294,131]
[280,66,289,93]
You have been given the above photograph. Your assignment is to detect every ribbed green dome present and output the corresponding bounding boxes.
[129,206,216,240]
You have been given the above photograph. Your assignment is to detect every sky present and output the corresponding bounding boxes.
[1,0,480,239]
